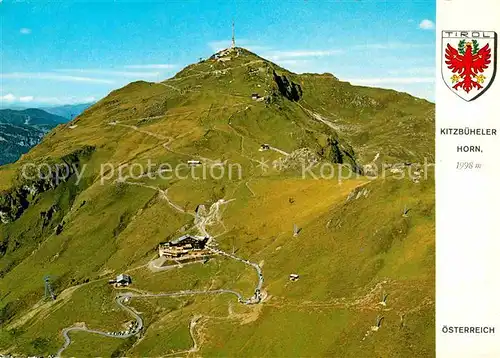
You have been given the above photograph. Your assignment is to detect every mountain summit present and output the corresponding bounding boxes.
[47,47,433,169]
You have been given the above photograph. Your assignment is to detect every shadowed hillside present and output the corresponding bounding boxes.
[0,109,68,166]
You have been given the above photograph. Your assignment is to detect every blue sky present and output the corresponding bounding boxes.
[0,0,436,107]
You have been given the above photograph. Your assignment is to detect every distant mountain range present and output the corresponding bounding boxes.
[0,108,68,166]
[41,102,94,119]
[0,102,94,120]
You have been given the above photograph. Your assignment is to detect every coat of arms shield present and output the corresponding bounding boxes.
[442,31,497,101]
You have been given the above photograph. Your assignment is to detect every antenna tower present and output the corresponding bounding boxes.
[231,20,236,48]
[44,276,56,301]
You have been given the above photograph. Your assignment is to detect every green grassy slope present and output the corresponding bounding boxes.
[0,47,434,357]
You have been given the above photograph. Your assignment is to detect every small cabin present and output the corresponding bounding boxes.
[115,274,132,287]
[187,160,202,166]
[251,93,261,100]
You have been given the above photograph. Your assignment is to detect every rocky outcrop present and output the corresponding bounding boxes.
[0,187,31,223]
[272,71,302,101]
[281,148,319,170]
[0,210,11,224]
[317,137,363,174]
[40,205,59,228]
[0,145,95,224]
[54,221,65,235]
[346,185,370,202]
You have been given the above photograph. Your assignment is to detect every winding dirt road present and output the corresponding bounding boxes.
[56,105,267,356]
[56,295,144,357]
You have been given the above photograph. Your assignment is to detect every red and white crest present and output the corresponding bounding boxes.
[442,31,497,101]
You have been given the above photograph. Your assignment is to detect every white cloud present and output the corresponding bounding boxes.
[55,68,161,78]
[81,96,97,103]
[0,93,99,105]
[1,93,16,102]
[33,96,97,105]
[265,49,343,61]
[1,72,114,84]
[19,96,34,103]
[419,19,435,30]
[1,94,34,103]
[124,64,176,70]
[19,28,32,35]
[275,59,311,66]
[352,42,432,50]
[387,67,435,76]
[208,40,232,52]
[243,45,272,53]
[345,77,435,85]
